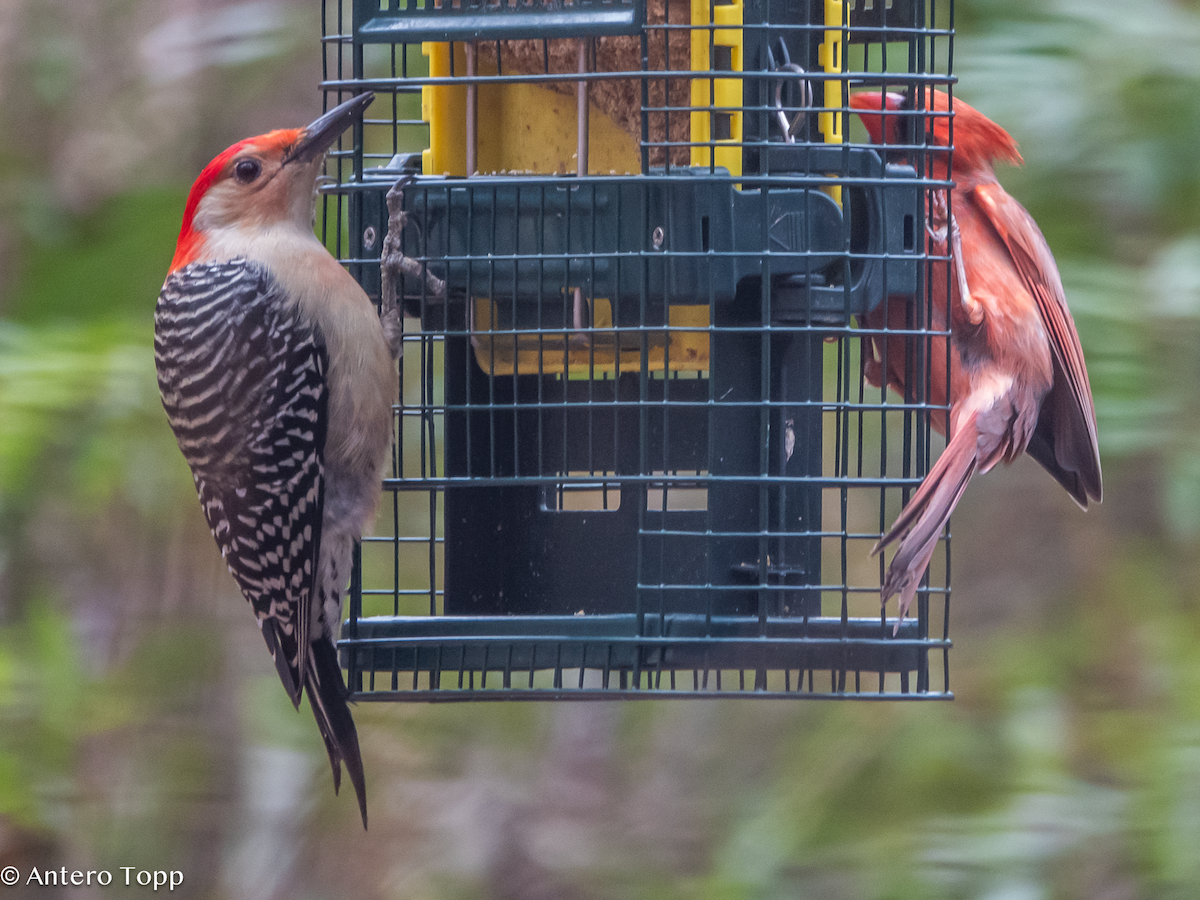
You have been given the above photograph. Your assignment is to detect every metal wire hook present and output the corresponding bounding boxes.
[773,63,811,144]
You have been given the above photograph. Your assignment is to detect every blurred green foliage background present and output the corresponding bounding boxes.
[2,0,1200,897]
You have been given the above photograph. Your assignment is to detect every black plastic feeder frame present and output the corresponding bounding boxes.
[320,0,956,699]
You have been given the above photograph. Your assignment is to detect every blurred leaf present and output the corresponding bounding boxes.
[0,318,192,521]
[6,188,181,324]
[0,600,103,827]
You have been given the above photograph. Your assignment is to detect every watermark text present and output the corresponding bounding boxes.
[1,866,184,890]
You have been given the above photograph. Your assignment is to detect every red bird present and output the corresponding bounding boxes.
[849,88,1102,630]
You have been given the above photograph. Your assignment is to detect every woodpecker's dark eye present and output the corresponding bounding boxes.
[233,158,262,184]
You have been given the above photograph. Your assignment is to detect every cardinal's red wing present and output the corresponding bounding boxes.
[968,182,1102,505]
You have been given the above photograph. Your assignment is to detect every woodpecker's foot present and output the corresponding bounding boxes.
[380,175,445,352]
[380,307,404,360]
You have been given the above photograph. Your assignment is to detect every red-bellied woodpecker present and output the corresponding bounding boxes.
[154,93,392,828]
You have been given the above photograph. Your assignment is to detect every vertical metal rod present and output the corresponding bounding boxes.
[465,42,477,175]
[576,38,590,176]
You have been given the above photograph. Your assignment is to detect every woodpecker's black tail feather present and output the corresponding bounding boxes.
[304,639,368,829]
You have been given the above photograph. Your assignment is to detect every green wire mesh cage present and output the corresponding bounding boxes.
[318,0,955,699]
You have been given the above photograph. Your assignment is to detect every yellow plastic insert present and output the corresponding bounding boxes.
[817,0,844,205]
[689,0,744,175]
[471,296,710,378]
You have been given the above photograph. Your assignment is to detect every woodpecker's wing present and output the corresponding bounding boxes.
[155,259,327,706]
[966,182,1103,507]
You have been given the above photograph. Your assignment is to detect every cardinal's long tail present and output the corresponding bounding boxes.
[304,638,368,828]
[874,412,979,634]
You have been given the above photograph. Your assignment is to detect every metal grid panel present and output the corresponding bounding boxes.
[319,0,956,699]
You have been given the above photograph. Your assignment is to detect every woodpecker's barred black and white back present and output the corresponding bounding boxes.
[154,258,367,825]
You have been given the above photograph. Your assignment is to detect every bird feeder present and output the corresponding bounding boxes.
[318,0,956,699]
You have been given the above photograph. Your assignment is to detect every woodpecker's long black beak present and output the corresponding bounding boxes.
[286,92,374,165]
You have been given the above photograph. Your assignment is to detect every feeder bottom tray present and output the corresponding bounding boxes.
[340,614,950,700]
